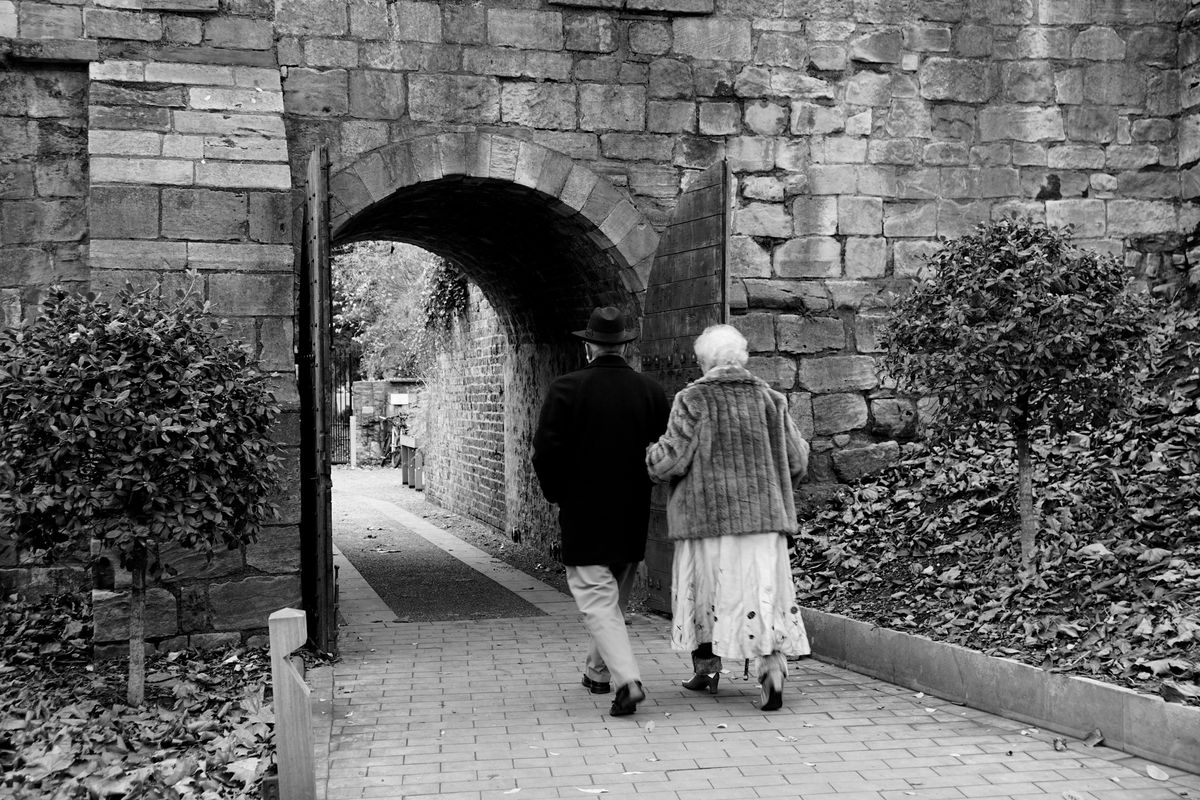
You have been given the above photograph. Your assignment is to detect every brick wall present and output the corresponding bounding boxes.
[422,286,510,533]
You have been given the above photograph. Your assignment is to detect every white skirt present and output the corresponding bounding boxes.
[670,533,811,661]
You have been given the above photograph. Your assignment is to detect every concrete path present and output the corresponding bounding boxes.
[316,484,1200,800]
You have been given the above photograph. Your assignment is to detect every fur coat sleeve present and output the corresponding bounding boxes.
[646,365,809,541]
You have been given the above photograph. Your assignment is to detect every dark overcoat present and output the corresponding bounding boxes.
[532,353,670,566]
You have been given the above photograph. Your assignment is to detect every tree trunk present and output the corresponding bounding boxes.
[1014,417,1038,574]
[127,545,146,706]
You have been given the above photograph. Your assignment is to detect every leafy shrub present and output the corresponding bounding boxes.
[881,218,1158,569]
[797,308,1200,701]
[0,283,283,704]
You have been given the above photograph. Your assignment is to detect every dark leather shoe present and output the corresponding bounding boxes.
[610,680,645,717]
[581,675,611,694]
[759,669,784,711]
[682,671,720,694]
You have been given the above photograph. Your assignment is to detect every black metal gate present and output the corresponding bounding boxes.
[330,350,354,465]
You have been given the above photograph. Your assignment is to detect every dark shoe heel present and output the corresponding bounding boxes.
[610,680,645,716]
[681,671,720,694]
[759,669,783,711]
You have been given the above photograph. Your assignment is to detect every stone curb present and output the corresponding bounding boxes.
[801,607,1200,774]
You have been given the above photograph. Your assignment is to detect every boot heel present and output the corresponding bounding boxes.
[707,672,720,695]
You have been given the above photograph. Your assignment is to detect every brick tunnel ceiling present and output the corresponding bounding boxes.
[334,177,634,341]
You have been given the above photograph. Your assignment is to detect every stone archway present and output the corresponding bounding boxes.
[325,131,659,553]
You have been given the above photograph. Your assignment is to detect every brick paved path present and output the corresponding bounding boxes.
[317,487,1200,800]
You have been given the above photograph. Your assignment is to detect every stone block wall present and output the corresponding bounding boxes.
[0,62,88,325]
[1,0,303,649]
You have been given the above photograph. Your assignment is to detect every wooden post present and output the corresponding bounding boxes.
[349,415,357,469]
[414,450,424,491]
[269,608,316,800]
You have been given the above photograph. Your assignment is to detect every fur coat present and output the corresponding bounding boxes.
[645,365,808,541]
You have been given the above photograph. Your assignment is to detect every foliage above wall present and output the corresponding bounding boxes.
[332,242,470,381]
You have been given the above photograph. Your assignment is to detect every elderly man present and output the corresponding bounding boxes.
[532,306,669,717]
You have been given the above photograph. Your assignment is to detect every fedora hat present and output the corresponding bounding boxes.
[572,306,638,344]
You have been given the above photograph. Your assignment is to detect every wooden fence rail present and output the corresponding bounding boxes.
[269,608,316,800]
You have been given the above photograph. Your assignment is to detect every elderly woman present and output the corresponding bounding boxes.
[645,324,810,710]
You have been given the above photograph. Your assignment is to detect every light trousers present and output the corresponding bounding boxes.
[565,562,641,690]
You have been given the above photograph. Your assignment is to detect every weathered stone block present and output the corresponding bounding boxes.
[845,238,887,278]
[646,100,694,133]
[735,201,791,238]
[578,84,645,132]
[204,16,271,50]
[798,355,877,393]
[697,102,738,135]
[792,196,837,236]
[619,62,647,83]
[919,57,992,102]
[206,272,292,316]
[209,575,302,631]
[871,398,918,438]
[442,3,485,44]
[979,106,1064,142]
[462,47,571,81]
[1106,200,1178,237]
[162,188,247,241]
[20,3,82,39]
[304,38,359,68]
[833,440,898,482]
[1066,106,1118,144]
[409,74,499,123]
[838,197,882,235]
[742,176,784,202]
[84,9,163,41]
[844,71,891,107]
[813,392,868,435]
[740,101,785,136]
[728,235,771,278]
[91,156,194,186]
[1085,63,1143,106]
[818,137,866,164]
[245,526,302,574]
[283,68,349,116]
[93,588,179,641]
[1047,145,1105,169]
[630,20,671,55]
[392,1,442,43]
[647,58,691,100]
[628,164,678,198]
[880,202,935,238]
[599,133,673,162]
[731,311,774,352]
[744,278,831,312]
[501,83,576,130]
[854,311,889,353]
[727,135,774,172]
[779,315,845,355]
[850,30,902,63]
[487,8,562,50]
[775,236,841,277]
[893,239,938,278]
[196,162,290,190]
[87,186,157,243]
[809,43,846,71]
[1071,26,1126,61]
[745,355,797,390]
[0,1,15,38]
[791,102,843,136]
[673,17,751,61]
[755,31,807,67]
[564,12,616,53]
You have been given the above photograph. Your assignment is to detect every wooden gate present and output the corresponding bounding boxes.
[640,160,731,614]
[297,144,337,653]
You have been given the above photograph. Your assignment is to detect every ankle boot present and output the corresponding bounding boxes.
[682,654,722,694]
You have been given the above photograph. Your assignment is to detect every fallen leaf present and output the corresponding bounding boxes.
[914,692,925,699]
[1161,681,1200,704]
[575,788,608,794]
[621,771,643,776]
[1052,738,1066,752]
[1147,765,1170,781]
[503,790,520,795]
[1063,791,1088,800]
[1083,729,1104,747]
[716,723,727,729]
[645,721,655,733]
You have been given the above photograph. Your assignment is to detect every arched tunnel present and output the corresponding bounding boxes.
[326,134,660,555]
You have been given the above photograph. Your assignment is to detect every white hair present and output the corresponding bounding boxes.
[694,324,748,368]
